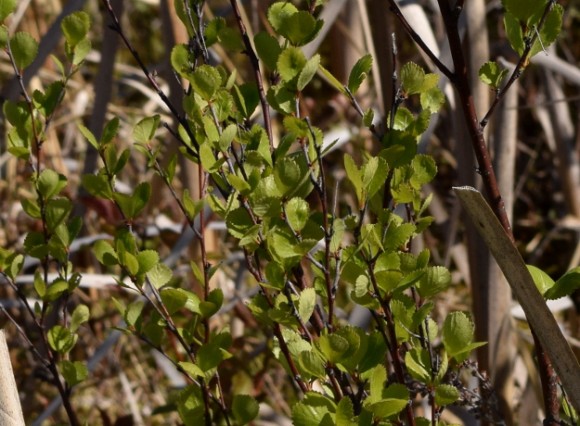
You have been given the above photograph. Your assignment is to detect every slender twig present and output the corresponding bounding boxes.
[367,265,416,426]
[100,0,199,151]
[229,0,274,152]
[480,0,557,128]
[384,0,454,81]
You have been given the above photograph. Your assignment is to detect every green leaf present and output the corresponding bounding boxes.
[232,83,260,119]
[78,124,99,150]
[420,87,445,113]
[416,266,451,299]
[335,397,356,426]
[125,300,145,327]
[344,154,363,206]
[178,361,204,379]
[46,278,69,301]
[218,123,237,152]
[502,0,545,25]
[348,54,373,94]
[279,11,323,46]
[404,348,432,382]
[545,267,580,300]
[298,288,316,323]
[114,182,151,219]
[37,169,67,199]
[254,32,282,71]
[362,156,389,200]
[47,325,77,354]
[442,311,485,362]
[33,271,46,298]
[504,13,525,55]
[292,393,335,426]
[285,197,310,232]
[160,287,199,315]
[171,43,191,77]
[147,263,173,289]
[400,62,425,95]
[9,32,38,70]
[61,11,90,47]
[137,250,159,275]
[0,0,16,21]
[527,264,555,295]
[318,332,349,364]
[297,54,320,91]
[267,2,299,35]
[190,64,222,101]
[33,81,64,117]
[93,240,118,266]
[478,61,509,89]
[21,198,40,218]
[277,47,307,85]
[232,395,259,425]
[60,360,88,386]
[0,25,8,49]
[133,114,160,144]
[298,350,326,379]
[529,5,563,57]
[70,304,89,333]
[45,198,72,232]
[197,338,232,373]
[5,253,23,281]
[81,174,112,199]
[410,154,437,188]
[434,384,459,406]
[200,288,223,318]
[101,117,120,144]
[71,36,90,65]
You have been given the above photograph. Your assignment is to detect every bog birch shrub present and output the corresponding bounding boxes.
[0,0,566,424]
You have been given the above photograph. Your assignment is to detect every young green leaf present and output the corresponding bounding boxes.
[278,11,323,46]
[285,197,310,232]
[434,384,460,406]
[147,263,173,289]
[400,62,425,95]
[0,0,16,22]
[545,267,580,300]
[47,325,77,354]
[298,351,326,379]
[277,47,307,85]
[527,264,555,296]
[347,54,373,94]
[133,115,160,144]
[254,32,282,71]
[9,32,38,70]
[478,61,509,89]
[37,169,67,199]
[189,64,222,101]
[442,311,485,362]
[60,360,88,386]
[404,348,432,383]
[70,304,89,333]
[297,54,320,91]
[232,395,259,425]
[61,11,90,47]
[78,124,99,150]
[267,2,299,35]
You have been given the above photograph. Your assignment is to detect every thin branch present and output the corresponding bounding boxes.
[480,0,557,128]
[229,0,274,152]
[100,0,199,151]
[384,0,454,81]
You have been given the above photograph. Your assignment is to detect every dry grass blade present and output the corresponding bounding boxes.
[453,186,580,412]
